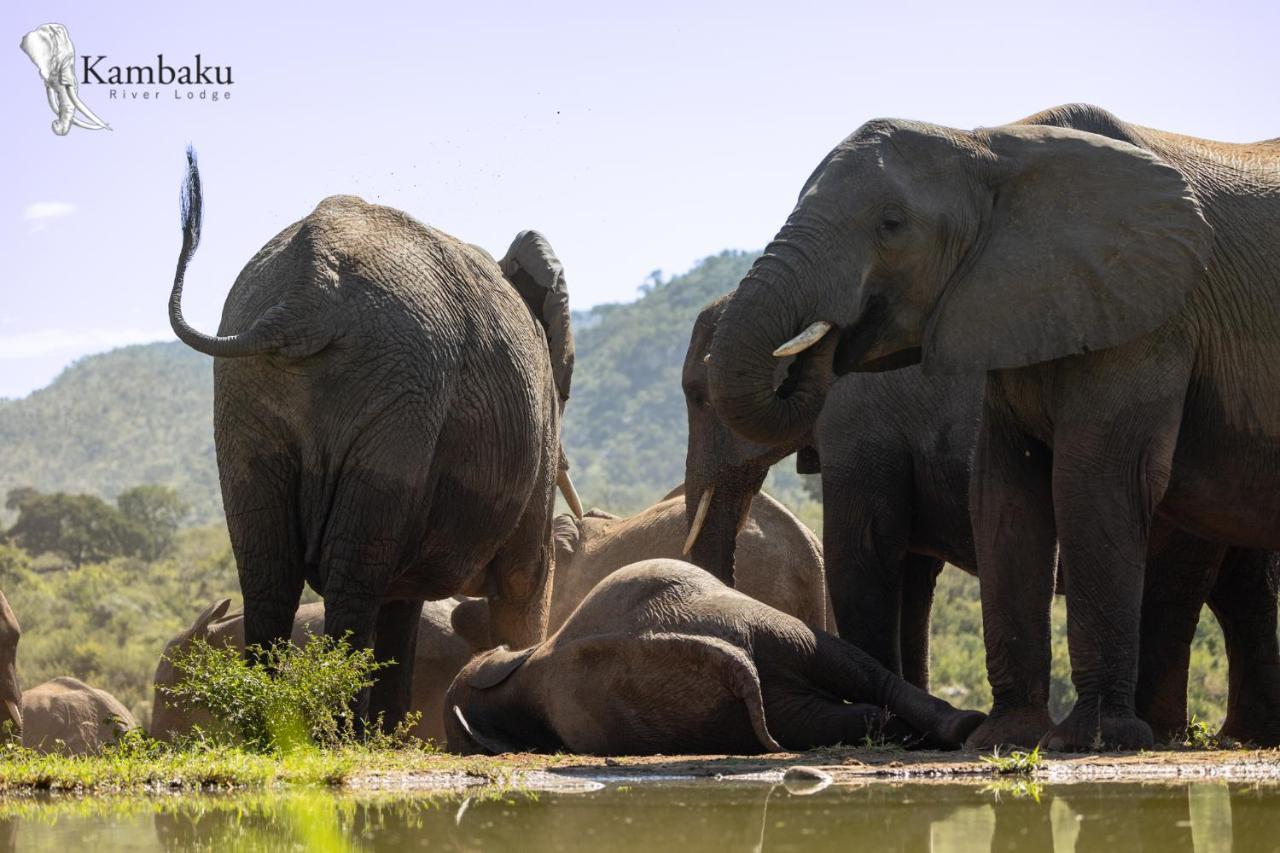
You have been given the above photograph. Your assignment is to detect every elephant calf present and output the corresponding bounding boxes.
[0,590,138,755]
[445,560,984,755]
[548,486,829,632]
[152,597,473,744]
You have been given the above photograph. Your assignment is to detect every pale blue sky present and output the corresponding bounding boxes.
[1,0,1275,398]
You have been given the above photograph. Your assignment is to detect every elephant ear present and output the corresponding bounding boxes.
[922,124,1214,374]
[547,632,783,753]
[185,598,232,641]
[467,646,536,689]
[499,230,575,404]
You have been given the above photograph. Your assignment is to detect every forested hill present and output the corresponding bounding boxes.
[0,250,816,526]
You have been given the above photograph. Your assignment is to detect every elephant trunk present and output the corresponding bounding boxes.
[168,148,289,359]
[707,238,837,446]
[683,471,766,588]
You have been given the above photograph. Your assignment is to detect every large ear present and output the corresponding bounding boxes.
[549,632,783,753]
[186,598,232,639]
[500,230,575,404]
[467,646,536,689]
[922,124,1213,374]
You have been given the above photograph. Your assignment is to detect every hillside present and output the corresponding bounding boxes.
[0,250,816,525]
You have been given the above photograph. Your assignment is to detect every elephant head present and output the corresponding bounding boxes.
[706,108,1214,445]
[19,24,111,136]
[681,296,812,582]
[0,591,22,736]
[498,229,582,517]
[150,598,232,741]
[443,646,537,754]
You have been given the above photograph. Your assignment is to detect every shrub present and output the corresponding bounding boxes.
[160,634,394,753]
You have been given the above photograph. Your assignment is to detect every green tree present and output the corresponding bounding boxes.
[5,486,40,512]
[117,485,188,560]
[7,493,137,568]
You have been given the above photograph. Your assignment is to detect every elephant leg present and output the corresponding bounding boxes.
[822,446,913,675]
[964,399,1057,750]
[483,471,555,651]
[761,689,909,749]
[1046,376,1185,752]
[1210,548,1280,746]
[368,599,425,734]
[1136,523,1224,743]
[221,451,306,662]
[899,555,943,691]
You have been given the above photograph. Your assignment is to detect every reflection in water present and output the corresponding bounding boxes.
[0,779,1277,851]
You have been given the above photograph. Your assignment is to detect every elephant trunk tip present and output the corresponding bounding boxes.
[180,146,203,255]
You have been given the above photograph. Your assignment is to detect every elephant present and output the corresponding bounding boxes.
[0,591,137,754]
[548,486,828,632]
[166,149,573,729]
[686,296,1280,744]
[704,102,1280,750]
[18,23,110,136]
[151,596,473,744]
[444,559,985,755]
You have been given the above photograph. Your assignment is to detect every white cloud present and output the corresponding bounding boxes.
[23,201,77,232]
[0,327,172,359]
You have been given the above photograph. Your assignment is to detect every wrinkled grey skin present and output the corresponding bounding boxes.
[0,591,136,754]
[444,559,985,755]
[166,150,564,730]
[151,597,473,744]
[550,488,828,632]
[686,299,1280,743]
[706,103,1280,749]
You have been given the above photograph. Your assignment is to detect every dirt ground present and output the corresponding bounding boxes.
[347,746,1280,792]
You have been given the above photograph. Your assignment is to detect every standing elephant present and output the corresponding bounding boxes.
[550,487,827,632]
[687,296,1280,743]
[0,591,137,754]
[704,103,1280,749]
[167,150,574,728]
[151,597,473,744]
[445,559,985,755]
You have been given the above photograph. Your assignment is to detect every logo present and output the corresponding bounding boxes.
[19,23,110,136]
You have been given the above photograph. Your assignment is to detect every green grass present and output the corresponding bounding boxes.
[981,745,1044,776]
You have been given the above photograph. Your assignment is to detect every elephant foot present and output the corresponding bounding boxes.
[1045,702,1153,752]
[1219,660,1280,747]
[936,709,987,749]
[963,706,1053,751]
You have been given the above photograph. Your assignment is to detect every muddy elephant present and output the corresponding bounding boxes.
[445,559,985,755]
[705,103,1280,749]
[166,150,574,729]
[0,591,136,754]
[550,487,828,632]
[151,597,473,744]
[686,296,1280,743]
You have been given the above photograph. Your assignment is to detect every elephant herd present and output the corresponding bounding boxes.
[13,102,1271,757]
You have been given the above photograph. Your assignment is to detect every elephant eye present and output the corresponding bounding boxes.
[878,217,903,235]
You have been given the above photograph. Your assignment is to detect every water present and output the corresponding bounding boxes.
[1,779,1277,852]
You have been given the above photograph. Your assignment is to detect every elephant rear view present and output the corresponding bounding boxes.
[167,149,570,728]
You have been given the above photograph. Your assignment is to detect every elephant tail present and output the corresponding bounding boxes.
[169,147,292,359]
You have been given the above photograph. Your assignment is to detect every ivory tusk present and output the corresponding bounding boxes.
[65,84,110,130]
[682,486,715,556]
[773,321,833,358]
[44,85,59,116]
[557,469,584,519]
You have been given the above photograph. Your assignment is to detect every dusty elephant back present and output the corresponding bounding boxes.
[548,492,826,631]
[21,676,138,755]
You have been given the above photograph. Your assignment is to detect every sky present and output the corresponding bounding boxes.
[1,0,1276,398]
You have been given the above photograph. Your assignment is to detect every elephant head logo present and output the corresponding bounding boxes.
[19,23,110,136]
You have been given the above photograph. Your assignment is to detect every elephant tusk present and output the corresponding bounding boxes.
[773,321,833,358]
[44,84,59,116]
[65,83,110,130]
[682,486,715,556]
[557,469,584,519]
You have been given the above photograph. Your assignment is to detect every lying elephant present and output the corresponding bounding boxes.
[548,487,828,632]
[445,559,984,755]
[152,597,472,744]
[0,590,137,754]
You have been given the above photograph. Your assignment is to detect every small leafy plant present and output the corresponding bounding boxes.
[1182,716,1221,750]
[982,745,1043,775]
[160,634,404,753]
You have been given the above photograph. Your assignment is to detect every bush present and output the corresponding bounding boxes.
[160,634,397,753]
